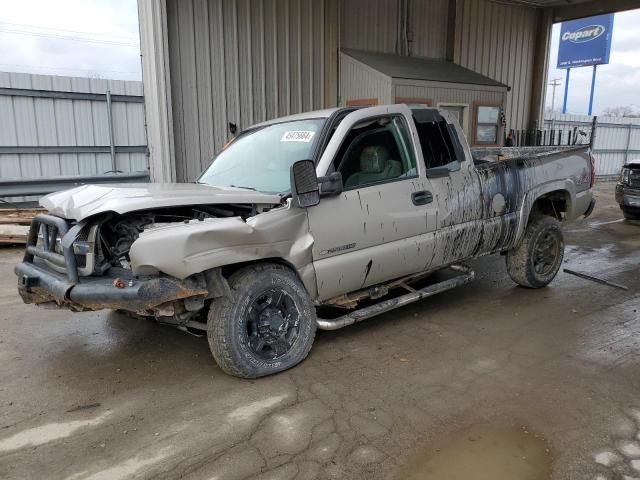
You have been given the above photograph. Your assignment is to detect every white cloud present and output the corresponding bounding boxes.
[0,0,140,80]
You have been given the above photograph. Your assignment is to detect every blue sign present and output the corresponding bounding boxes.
[557,14,614,69]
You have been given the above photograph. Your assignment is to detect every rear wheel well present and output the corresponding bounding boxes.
[531,190,569,221]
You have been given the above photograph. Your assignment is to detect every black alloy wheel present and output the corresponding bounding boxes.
[533,230,561,277]
[506,215,564,289]
[207,263,317,378]
[246,288,300,360]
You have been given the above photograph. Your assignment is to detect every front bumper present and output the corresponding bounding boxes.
[16,261,207,313]
[616,183,640,208]
[15,213,207,313]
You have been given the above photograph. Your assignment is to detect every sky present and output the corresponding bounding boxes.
[0,0,141,81]
[545,8,640,115]
[0,1,638,116]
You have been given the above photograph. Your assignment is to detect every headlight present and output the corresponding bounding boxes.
[37,231,89,254]
[72,241,91,255]
[621,167,630,185]
[37,230,63,253]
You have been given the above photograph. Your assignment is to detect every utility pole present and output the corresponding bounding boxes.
[549,78,562,113]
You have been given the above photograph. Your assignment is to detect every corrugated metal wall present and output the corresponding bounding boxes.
[138,0,177,183]
[160,0,543,181]
[544,114,640,176]
[339,52,505,114]
[0,72,147,180]
[453,0,539,132]
[166,0,339,182]
[341,0,399,54]
[394,80,505,143]
[394,81,505,106]
[340,54,393,105]
[341,0,449,58]
[409,0,449,58]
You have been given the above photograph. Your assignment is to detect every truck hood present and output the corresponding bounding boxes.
[40,183,284,221]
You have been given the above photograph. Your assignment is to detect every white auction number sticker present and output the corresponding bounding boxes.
[281,131,316,142]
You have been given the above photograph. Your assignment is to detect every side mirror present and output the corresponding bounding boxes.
[290,160,320,208]
[319,172,343,197]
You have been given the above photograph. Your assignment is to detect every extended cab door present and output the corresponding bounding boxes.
[411,108,485,264]
[308,106,439,301]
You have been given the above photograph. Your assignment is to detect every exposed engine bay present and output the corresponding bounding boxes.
[86,203,265,276]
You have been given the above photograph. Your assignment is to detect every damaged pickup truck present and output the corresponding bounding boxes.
[16,105,595,378]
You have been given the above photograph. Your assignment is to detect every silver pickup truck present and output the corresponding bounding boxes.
[16,105,595,378]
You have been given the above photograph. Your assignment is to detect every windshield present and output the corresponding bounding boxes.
[198,119,325,193]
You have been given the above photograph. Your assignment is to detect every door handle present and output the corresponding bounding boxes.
[411,190,433,206]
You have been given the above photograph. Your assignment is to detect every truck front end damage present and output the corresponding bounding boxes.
[14,193,310,332]
[14,211,225,321]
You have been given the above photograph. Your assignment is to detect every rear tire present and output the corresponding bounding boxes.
[506,215,564,288]
[207,263,317,378]
[622,207,640,221]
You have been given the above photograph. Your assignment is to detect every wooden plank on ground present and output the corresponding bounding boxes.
[0,224,30,244]
[0,208,44,225]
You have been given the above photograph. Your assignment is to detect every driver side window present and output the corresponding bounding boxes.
[335,116,417,190]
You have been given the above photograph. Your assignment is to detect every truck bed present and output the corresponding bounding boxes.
[472,145,589,164]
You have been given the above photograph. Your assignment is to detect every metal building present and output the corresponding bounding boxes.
[0,71,148,203]
[137,0,640,183]
[340,48,509,145]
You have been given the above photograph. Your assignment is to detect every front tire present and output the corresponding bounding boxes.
[506,215,564,288]
[207,263,317,378]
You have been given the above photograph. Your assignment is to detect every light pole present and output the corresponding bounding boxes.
[562,68,571,114]
[587,65,598,116]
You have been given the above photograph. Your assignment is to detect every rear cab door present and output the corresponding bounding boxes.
[409,108,485,263]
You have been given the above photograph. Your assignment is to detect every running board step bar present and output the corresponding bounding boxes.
[316,264,475,331]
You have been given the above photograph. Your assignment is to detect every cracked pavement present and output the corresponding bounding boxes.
[0,181,639,479]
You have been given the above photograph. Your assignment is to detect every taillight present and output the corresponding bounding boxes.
[590,151,596,188]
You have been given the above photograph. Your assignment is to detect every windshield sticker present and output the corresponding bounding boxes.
[281,131,316,143]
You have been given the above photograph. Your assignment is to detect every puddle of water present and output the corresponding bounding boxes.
[396,425,551,480]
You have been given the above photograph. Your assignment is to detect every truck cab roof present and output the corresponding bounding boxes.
[251,108,343,129]
[250,104,439,130]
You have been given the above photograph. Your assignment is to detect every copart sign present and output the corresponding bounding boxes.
[557,13,614,69]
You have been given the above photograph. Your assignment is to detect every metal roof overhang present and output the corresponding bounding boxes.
[493,0,640,21]
[342,49,510,90]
